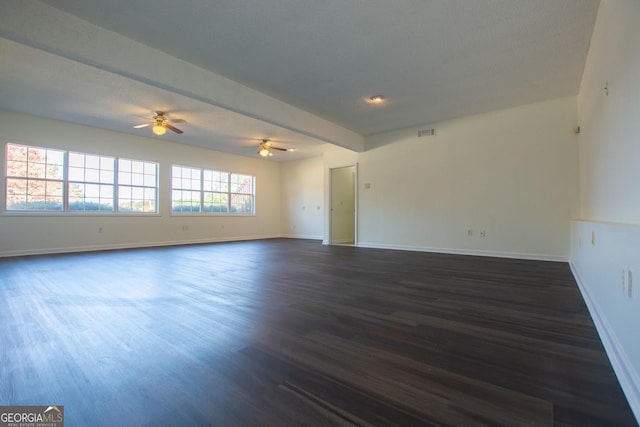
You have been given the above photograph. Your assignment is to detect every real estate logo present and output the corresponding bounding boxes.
[0,405,64,427]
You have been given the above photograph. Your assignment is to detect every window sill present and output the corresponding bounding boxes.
[0,211,162,217]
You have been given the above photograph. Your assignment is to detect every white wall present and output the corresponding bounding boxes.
[280,145,360,243]
[0,110,282,256]
[280,155,324,239]
[577,0,640,223]
[358,97,579,260]
[572,0,640,420]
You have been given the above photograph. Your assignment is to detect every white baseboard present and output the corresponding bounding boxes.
[570,262,640,423]
[0,234,282,258]
[332,238,355,244]
[356,242,568,262]
[280,234,323,240]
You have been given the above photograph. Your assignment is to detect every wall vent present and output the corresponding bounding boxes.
[418,128,436,138]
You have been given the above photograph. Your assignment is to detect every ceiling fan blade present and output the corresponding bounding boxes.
[270,146,287,151]
[133,123,150,129]
[164,123,184,134]
[170,118,187,124]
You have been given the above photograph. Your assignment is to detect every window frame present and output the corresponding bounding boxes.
[171,164,256,216]
[4,142,66,213]
[171,165,203,214]
[3,142,159,215]
[117,158,159,214]
[67,151,116,212]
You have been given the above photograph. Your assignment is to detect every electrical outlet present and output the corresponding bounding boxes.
[591,231,595,245]
[467,229,473,236]
[98,227,103,233]
[480,230,486,237]
[628,270,633,298]
[622,268,627,294]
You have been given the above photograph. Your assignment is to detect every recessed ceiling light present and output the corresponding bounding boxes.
[368,95,385,104]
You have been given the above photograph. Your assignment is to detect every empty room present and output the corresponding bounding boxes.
[1,1,639,426]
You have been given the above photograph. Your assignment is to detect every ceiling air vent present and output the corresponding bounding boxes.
[418,128,436,138]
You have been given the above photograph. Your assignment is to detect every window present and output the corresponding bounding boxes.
[172,165,255,214]
[5,143,64,211]
[118,159,158,213]
[230,173,254,214]
[4,143,158,214]
[203,170,228,213]
[68,152,115,211]
[171,166,202,213]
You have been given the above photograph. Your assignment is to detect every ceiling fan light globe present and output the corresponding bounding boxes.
[259,148,270,157]
[152,125,166,135]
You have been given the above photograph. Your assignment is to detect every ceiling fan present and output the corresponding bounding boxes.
[258,139,296,157]
[134,111,185,135]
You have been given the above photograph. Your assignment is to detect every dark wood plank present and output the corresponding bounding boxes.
[0,239,636,426]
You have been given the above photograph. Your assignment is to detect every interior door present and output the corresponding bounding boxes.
[330,165,356,245]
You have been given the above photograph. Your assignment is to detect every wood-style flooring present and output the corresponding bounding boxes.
[0,239,636,426]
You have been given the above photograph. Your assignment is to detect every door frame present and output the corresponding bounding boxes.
[328,164,358,246]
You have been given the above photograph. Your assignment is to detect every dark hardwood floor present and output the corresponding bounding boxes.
[0,239,636,426]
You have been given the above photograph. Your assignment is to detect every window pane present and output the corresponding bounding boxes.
[68,152,115,211]
[28,147,46,163]
[6,160,27,178]
[230,173,253,194]
[6,178,28,210]
[101,157,114,170]
[117,159,158,213]
[119,159,131,172]
[143,174,156,187]
[131,161,144,174]
[7,144,27,162]
[203,170,228,192]
[132,187,144,200]
[27,162,46,179]
[46,150,64,166]
[100,170,114,183]
[69,183,114,211]
[6,144,65,212]
[230,193,254,214]
[85,168,100,183]
[68,167,84,181]
[119,186,131,199]
[204,192,229,213]
[131,173,144,186]
[171,166,202,212]
[85,155,100,169]
[119,171,131,185]
[69,153,84,167]
[144,188,156,200]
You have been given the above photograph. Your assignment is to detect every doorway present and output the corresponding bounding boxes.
[330,165,356,245]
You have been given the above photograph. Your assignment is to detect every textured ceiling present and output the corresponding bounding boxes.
[0,38,327,160]
[1,0,599,159]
